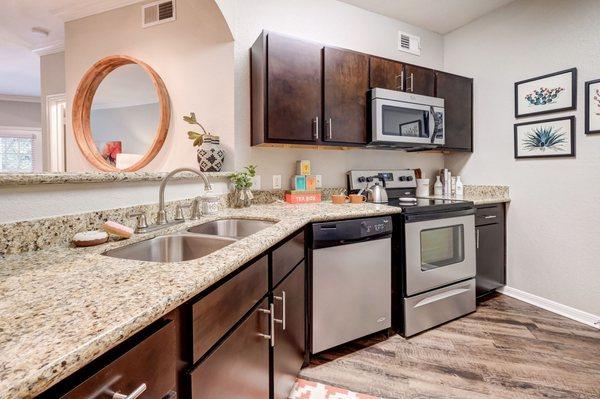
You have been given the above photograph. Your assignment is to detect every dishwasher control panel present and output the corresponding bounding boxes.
[311,216,392,249]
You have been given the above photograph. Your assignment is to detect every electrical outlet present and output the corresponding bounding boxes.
[252,175,261,190]
[315,174,322,188]
[272,175,282,189]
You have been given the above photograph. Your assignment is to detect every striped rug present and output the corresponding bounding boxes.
[289,379,384,399]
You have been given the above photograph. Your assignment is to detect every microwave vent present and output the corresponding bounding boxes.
[142,0,176,28]
[398,31,421,56]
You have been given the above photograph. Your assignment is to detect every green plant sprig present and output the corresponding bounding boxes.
[228,165,257,190]
[183,112,215,147]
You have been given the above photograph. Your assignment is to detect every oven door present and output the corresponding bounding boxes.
[404,210,475,296]
[372,98,444,145]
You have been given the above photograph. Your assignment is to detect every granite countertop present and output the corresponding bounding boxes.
[0,202,401,399]
[0,171,230,186]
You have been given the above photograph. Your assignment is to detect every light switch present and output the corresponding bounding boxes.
[252,175,261,190]
[272,175,282,189]
[315,174,322,188]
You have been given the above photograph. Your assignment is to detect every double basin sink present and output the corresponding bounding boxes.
[103,219,275,263]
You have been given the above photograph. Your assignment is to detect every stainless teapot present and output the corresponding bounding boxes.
[364,181,388,203]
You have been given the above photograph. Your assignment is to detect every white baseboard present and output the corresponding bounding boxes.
[497,286,600,330]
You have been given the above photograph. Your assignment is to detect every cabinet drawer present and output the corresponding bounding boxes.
[191,256,268,362]
[61,320,176,399]
[476,204,503,226]
[189,299,270,399]
[272,231,304,286]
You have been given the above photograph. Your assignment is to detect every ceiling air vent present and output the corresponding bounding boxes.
[142,0,176,28]
[398,31,421,56]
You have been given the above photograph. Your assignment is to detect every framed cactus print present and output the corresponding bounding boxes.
[514,116,575,159]
[584,79,600,134]
[514,68,577,118]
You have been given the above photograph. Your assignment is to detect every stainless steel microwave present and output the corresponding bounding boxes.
[369,88,445,149]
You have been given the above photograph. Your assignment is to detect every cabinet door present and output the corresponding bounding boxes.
[369,57,404,90]
[272,262,306,399]
[323,47,369,144]
[189,299,270,399]
[267,33,322,142]
[476,224,505,296]
[435,71,473,151]
[404,64,435,96]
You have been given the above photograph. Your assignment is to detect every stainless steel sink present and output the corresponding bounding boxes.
[103,234,236,262]
[187,218,275,239]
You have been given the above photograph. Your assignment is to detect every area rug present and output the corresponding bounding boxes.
[289,378,384,399]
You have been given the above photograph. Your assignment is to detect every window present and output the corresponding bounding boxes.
[0,128,41,173]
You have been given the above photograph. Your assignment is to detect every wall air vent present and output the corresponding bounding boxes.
[398,31,421,56]
[142,0,176,28]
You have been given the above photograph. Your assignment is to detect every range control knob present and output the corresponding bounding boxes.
[357,176,366,183]
[366,176,374,182]
[399,176,407,181]
[406,176,414,181]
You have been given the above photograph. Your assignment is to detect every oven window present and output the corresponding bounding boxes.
[420,224,464,271]
[382,105,429,137]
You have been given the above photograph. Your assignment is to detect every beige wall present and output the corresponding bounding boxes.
[0,99,41,127]
[64,0,234,172]
[444,0,600,315]
[40,51,66,171]
[217,0,446,189]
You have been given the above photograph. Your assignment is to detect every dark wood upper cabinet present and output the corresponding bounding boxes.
[323,47,369,144]
[369,57,404,90]
[435,71,473,151]
[272,262,306,399]
[251,32,322,145]
[404,64,435,96]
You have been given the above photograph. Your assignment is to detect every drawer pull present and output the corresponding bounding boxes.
[483,215,497,219]
[112,383,147,399]
[274,291,286,330]
[258,304,275,347]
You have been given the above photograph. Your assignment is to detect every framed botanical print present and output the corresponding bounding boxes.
[514,116,575,159]
[514,68,577,118]
[584,78,600,134]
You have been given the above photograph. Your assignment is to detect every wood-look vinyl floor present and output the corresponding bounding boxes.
[300,294,600,399]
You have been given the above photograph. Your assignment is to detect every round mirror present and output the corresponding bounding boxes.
[72,55,170,171]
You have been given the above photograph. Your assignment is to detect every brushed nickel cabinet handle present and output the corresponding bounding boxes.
[258,304,275,346]
[112,383,147,399]
[476,228,480,249]
[328,118,333,139]
[394,74,402,90]
[400,70,404,91]
[484,215,497,219]
[313,117,319,140]
[274,291,286,330]
[409,73,414,92]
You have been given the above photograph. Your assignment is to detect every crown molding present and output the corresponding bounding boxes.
[0,94,41,103]
[52,0,146,22]
[32,41,65,56]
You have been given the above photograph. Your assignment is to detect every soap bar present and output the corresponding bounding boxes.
[102,221,134,238]
[72,231,109,247]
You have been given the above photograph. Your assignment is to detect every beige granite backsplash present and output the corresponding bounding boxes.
[0,188,346,256]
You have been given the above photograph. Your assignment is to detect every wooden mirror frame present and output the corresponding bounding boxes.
[72,55,170,172]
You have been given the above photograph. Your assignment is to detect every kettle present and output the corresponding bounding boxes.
[365,181,388,203]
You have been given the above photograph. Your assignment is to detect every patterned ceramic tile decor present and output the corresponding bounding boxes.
[289,379,384,399]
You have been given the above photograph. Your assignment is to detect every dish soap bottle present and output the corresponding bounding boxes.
[434,176,443,196]
[455,176,464,198]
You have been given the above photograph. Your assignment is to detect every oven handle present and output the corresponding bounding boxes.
[404,208,474,223]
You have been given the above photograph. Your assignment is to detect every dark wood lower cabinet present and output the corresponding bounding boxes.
[272,262,306,399]
[59,320,176,399]
[475,204,506,297]
[189,299,271,399]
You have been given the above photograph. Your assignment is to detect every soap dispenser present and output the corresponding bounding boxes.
[434,176,443,196]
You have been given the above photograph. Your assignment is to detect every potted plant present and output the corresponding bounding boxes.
[228,165,257,208]
[184,112,224,172]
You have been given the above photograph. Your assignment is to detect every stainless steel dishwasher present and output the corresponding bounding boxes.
[309,216,392,354]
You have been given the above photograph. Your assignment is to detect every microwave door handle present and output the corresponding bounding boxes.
[429,107,436,143]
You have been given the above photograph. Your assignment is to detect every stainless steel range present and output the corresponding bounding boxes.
[348,169,476,337]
